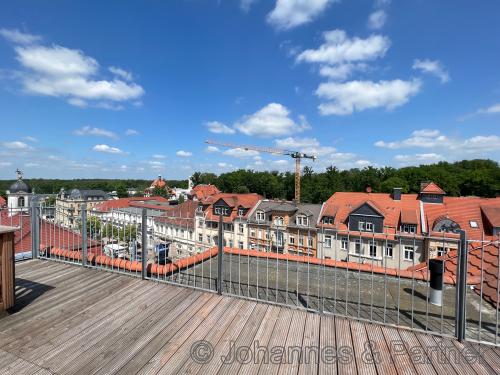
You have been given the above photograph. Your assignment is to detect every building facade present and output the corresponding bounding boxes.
[247,200,322,256]
[55,188,110,228]
[6,169,33,216]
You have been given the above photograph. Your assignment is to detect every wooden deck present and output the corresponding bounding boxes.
[0,260,499,375]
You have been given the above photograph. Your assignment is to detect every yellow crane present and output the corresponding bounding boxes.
[205,140,317,203]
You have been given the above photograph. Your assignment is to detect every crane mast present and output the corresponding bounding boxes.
[205,140,316,203]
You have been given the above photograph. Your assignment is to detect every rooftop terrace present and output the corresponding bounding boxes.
[1,260,500,374]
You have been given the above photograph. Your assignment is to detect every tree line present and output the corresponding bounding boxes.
[191,159,500,204]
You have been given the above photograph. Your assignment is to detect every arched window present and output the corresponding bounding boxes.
[433,217,460,233]
[18,196,25,207]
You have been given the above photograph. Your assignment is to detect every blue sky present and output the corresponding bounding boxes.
[0,0,499,180]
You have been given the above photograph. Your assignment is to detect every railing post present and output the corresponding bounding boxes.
[30,201,39,259]
[455,230,468,341]
[217,214,223,295]
[81,203,87,267]
[141,208,147,279]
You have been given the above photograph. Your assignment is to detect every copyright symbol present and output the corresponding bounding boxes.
[190,340,214,364]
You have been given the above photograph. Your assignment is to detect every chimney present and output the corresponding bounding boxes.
[392,187,402,201]
[366,186,372,193]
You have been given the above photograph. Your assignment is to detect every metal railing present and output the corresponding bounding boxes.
[3,202,498,347]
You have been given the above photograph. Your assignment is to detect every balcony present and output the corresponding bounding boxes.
[2,260,499,374]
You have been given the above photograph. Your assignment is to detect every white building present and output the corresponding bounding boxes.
[6,169,33,216]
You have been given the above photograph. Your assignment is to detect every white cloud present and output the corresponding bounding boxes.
[1,141,31,150]
[316,79,421,115]
[267,0,338,30]
[206,146,220,153]
[176,150,192,157]
[0,161,12,167]
[318,63,367,81]
[0,28,41,45]
[25,162,40,167]
[234,103,309,137]
[109,66,133,81]
[73,126,118,139]
[273,159,289,166]
[11,43,144,108]
[296,30,390,66]
[119,165,128,171]
[240,0,257,12]
[125,129,139,136]
[275,137,335,156]
[477,103,500,114]
[206,121,236,134]
[376,129,500,154]
[92,144,125,154]
[218,162,232,168]
[148,160,165,171]
[152,154,166,159]
[412,59,450,83]
[223,148,260,158]
[394,153,444,165]
[368,10,387,30]
[23,136,38,142]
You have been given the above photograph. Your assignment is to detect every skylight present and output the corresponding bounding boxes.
[469,220,478,228]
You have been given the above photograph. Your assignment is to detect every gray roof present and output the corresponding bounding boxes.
[9,180,32,194]
[69,189,108,200]
[247,200,322,229]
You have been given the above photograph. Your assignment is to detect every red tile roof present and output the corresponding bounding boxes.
[0,196,6,207]
[202,193,262,223]
[420,182,445,195]
[190,184,220,201]
[154,200,197,228]
[401,208,419,225]
[482,206,500,228]
[424,197,500,240]
[93,196,169,212]
[318,192,423,236]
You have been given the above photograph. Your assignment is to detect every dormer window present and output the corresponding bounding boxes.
[214,206,230,216]
[322,216,334,225]
[401,224,417,234]
[256,210,265,222]
[358,221,374,232]
[238,208,245,216]
[274,216,284,226]
[296,215,308,226]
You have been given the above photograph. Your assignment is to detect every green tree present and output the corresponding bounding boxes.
[116,184,128,198]
[380,177,410,194]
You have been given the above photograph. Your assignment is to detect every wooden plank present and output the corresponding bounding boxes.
[350,320,377,375]
[114,292,215,375]
[276,309,307,375]
[297,313,320,375]
[318,315,336,375]
[335,317,357,375]
[1,233,15,310]
[380,326,418,375]
[397,329,437,374]
[216,303,271,375]
[414,332,460,374]
[36,282,173,373]
[2,272,133,351]
[364,323,398,375]
[453,340,497,375]
[155,297,245,375]
[136,294,224,374]
[236,305,282,375]
[435,336,494,375]
[257,307,294,375]
[63,286,188,375]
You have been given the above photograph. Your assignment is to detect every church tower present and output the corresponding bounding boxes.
[6,169,33,216]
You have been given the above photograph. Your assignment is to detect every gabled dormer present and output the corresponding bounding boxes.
[212,198,232,217]
[419,182,445,204]
[348,201,384,233]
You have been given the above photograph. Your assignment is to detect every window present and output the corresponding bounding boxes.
[277,232,284,247]
[196,205,203,212]
[469,221,478,228]
[214,206,230,216]
[229,240,233,248]
[250,229,256,237]
[341,238,348,251]
[256,211,265,222]
[274,216,284,226]
[404,246,414,261]
[18,196,25,207]
[365,222,374,232]
[238,241,244,249]
[384,243,393,258]
[265,231,269,240]
[354,239,362,255]
[324,235,332,248]
[289,236,295,245]
[308,237,313,247]
[299,236,304,246]
[402,224,416,234]
[198,234,203,242]
[437,246,447,257]
[258,230,262,239]
[206,235,211,244]
[322,216,334,225]
[296,215,308,226]
[238,208,245,216]
[239,224,244,234]
[189,231,193,240]
[369,242,377,257]
[358,222,365,231]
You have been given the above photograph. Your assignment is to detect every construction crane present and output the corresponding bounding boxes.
[205,140,316,203]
